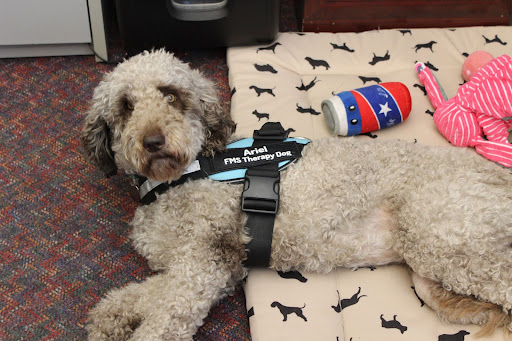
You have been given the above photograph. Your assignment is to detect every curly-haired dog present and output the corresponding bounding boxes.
[82,49,512,340]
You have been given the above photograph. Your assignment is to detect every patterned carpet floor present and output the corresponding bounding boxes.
[0,46,249,340]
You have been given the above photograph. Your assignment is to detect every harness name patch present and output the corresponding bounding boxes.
[212,141,302,173]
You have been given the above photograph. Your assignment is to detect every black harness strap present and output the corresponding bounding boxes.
[242,122,289,267]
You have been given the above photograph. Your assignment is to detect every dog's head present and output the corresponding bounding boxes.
[81,49,235,181]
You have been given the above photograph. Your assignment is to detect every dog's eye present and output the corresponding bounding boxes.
[122,98,134,114]
[167,94,177,103]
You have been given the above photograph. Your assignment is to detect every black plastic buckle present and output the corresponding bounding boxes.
[242,170,280,214]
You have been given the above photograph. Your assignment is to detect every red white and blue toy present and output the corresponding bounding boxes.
[322,82,412,136]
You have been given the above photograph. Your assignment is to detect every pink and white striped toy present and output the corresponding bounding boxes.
[416,54,512,168]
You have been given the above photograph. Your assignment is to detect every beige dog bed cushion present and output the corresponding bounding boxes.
[227,26,512,341]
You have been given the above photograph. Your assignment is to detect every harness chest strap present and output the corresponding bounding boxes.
[242,122,289,268]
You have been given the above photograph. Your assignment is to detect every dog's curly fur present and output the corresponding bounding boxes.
[82,50,512,340]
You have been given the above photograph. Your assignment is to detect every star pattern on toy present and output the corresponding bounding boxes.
[379,102,392,117]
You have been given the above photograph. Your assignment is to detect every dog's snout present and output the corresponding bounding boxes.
[143,134,166,152]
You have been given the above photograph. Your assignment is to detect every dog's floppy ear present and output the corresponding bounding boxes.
[81,110,118,177]
[199,93,236,156]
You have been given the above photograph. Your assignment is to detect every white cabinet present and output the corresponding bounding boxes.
[0,0,107,59]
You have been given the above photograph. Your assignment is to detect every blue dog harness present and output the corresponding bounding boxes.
[135,122,310,267]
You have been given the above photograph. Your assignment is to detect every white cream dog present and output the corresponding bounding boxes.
[82,50,512,340]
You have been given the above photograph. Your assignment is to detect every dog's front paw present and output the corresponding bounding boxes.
[87,285,144,341]
[86,272,211,341]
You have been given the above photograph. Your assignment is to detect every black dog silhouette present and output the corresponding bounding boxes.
[252,110,270,121]
[362,132,378,139]
[271,301,307,321]
[296,77,319,91]
[418,61,439,71]
[332,287,367,312]
[285,128,296,137]
[249,85,275,97]
[296,103,321,115]
[380,314,407,334]
[305,57,330,70]
[413,83,427,95]
[483,34,507,45]
[411,286,426,306]
[369,51,390,65]
[254,63,278,74]
[277,270,308,283]
[354,265,376,271]
[330,42,355,53]
[438,330,470,341]
[414,41,437,52]
[359,76,382,84]
[256,42,282,53]
[398,29,412,35]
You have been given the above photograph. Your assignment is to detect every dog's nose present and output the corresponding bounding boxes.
[143,134,166,152]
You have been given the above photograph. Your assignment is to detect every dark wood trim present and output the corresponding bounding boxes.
[301,0,511,32]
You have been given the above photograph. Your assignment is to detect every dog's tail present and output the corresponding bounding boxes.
[411,271,512,337]
[438,294,512,337]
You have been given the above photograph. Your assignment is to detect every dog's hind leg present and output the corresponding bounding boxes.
[411,271,512,336]
[393,165,512,327]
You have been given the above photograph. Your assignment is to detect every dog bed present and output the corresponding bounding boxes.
[227,26,512,340]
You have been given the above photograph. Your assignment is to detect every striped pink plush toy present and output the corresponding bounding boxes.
[416,53,512,167]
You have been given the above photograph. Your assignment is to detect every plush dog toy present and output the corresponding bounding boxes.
[416,52,512,167]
